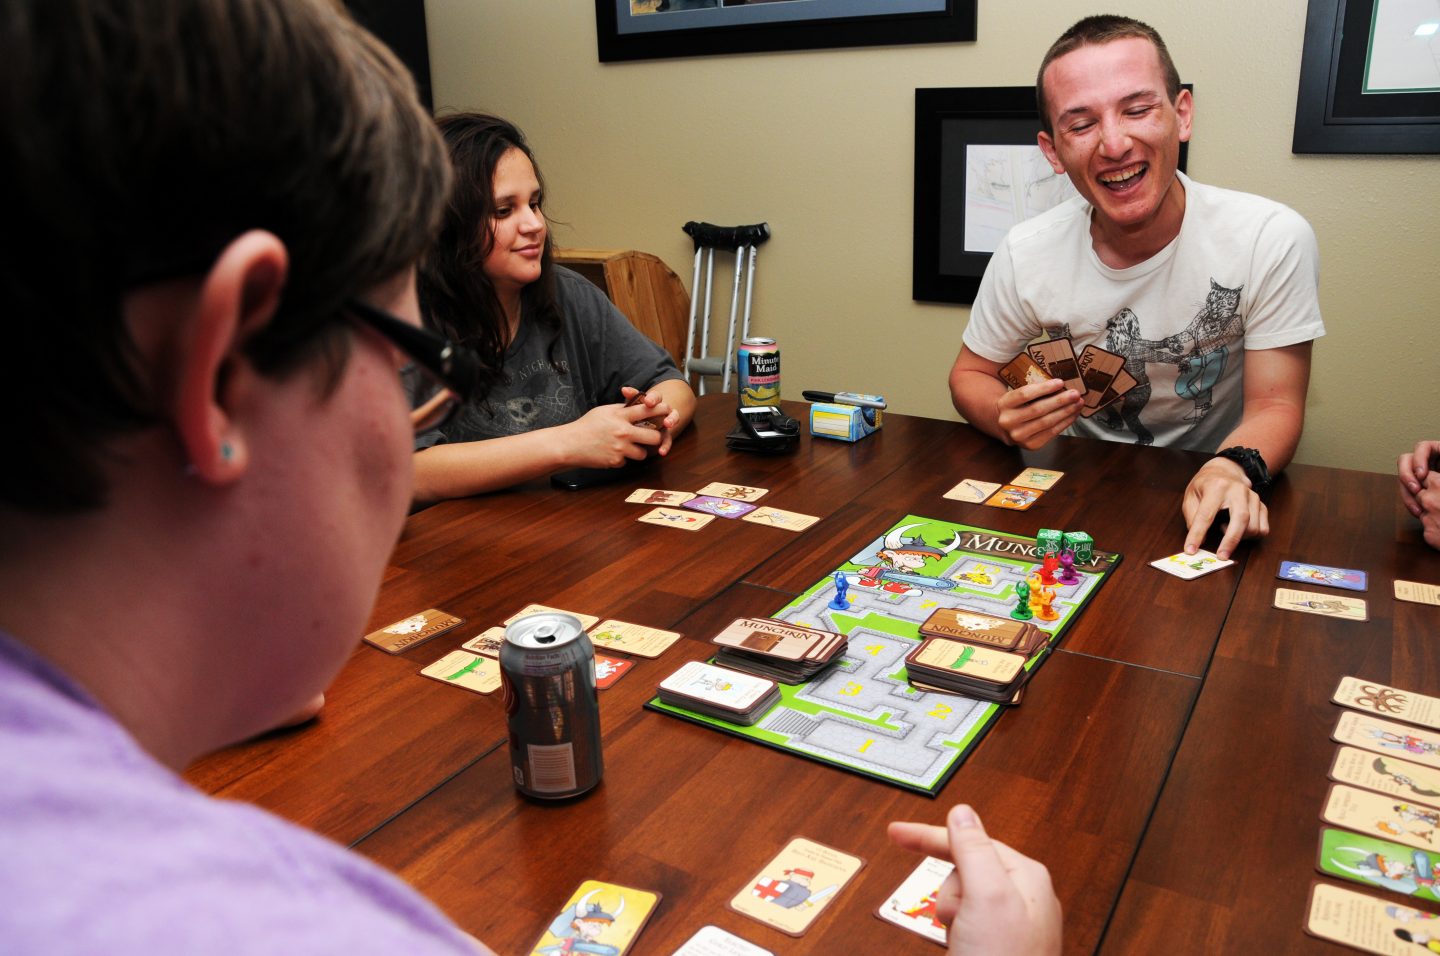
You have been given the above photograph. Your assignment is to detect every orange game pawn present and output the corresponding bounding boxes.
[1032,584,1060,621]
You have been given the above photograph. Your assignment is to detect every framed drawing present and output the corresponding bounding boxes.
[1294,0,1440,153]
[912,86,1190,305]
[595,0,976,63]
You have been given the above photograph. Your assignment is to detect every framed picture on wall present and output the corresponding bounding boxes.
[594,0,976,63]
[1293,0,1440,153]
[912,85,1190,305]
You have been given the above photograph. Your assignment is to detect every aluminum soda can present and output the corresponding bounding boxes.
[500,611,603,799]
[737,337,780,407]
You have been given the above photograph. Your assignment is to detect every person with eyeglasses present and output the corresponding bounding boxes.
[412,112,697,503]
[0,0,490,951]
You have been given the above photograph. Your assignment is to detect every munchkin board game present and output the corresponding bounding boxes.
[646,515,1121,795]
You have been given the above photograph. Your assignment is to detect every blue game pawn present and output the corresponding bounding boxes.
[1011,579,1033,621]
[828,571,850,610]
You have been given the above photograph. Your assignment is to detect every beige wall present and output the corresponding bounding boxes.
[424,1,1438,474]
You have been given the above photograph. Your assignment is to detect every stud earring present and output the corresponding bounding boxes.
[220,441,234,463]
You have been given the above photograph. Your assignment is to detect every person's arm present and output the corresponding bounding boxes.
[641,377,695,456]
[949,346,1082,449]
[1181,341,1312,558]
[412,396,673,502]
[888,804,1061,956]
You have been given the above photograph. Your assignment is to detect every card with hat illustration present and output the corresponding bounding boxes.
[729,837,865,937]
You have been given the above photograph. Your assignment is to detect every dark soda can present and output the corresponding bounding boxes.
[737,336,780,407]
[500,612,603,799]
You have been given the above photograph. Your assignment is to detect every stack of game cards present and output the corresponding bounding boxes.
[999,337,1137,418]
[904,608,1049,702]
[657,660,781,726]
[709,617,848,684]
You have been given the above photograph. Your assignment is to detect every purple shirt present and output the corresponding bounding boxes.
[0,631,479,954]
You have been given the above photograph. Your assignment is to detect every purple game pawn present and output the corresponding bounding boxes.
[1058,548,1079,584]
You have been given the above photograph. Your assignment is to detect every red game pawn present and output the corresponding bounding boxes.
[1039,551,1059,586]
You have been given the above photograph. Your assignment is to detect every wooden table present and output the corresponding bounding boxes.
[186,395,1433,953]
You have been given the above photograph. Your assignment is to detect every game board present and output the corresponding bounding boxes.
[646,515,1121,795]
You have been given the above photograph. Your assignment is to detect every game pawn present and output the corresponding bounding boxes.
[1032,584,1060,621]
[1011,579,1033,621]
[1057,548,1079,584]
[828,571,850,611]
[1039,551,1059,586]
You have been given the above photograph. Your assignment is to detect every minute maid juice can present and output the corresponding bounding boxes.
[737,337,780,406]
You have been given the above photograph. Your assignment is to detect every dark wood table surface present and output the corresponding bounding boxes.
[185,395,1436,953]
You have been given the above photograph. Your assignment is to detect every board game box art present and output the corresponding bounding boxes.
[646,515,1121,795]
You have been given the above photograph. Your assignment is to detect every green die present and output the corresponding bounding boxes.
[1062,531,1093,565]
[1036,529,1063,557]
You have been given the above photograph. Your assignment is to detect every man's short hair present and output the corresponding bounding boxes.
[0,0,452,513]
[1036,15,1182,135]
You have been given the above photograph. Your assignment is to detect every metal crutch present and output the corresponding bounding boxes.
[681,221,770,396]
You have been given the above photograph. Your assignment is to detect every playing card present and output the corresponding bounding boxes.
[1305,881,1440,954]
[1026,337,1084,392]
[743,507,820,532]
[729,837,865,937]
[1009,467,1064,491]
[1278,560,1368,592]
[1330,746,1440,800]
[683,495,759,519]
[460,626,507,658]
[1322,784,1440,854]
[983,485,1042,511]
[1334,677,1440,730]
[1334,711,1440,769]
[669,925,774,956]
[997,351,1049,390]
[1317,826,1440,904]
[1149,550,1235,580]
[594,653,634,690]
[918,607,1029,651]
[625,488,696,506]
[504,604,600,631]
[588,620,682,659]
[942,479,1002,503]
[363,608,465,654]
[1077,344,1126,409]
[528,880,660,956]
[907,638,1027,684]
[639,506,716,531]
[419,649,501,695]
[659,661,776,712]
[710,618,843,663]
[1396,580,1440,605]
[1080,368,1137,418]
[877,855,953,945]
[1275,587,1368,621]
[696,482,769,502]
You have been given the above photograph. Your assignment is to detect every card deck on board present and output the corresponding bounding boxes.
[1396,580,1440,605]
[877,855,953,945]
[504,604,600,630]
[625,488,696,506]
[657,660,780,725]
[729,836,865,937]
[1077,344,1126,409]
[527,879,661,956]
[588,620,683,659]
[1275,587,1369,621]
[1334,677,1440,730]
[1334,710,1440,769]
[696,482,769,502]
[363,608,465,654]
[419,649,501,694]
[638,507,716,531]
[997,351,1049,390]
[683,495,759,519]
[594,653,634,690]
[1278,560,1369,592]
[743,507,820,532]
[918,607,1032,652]
[905,638,1028,686]
[943,479,1002,503]
[1305,881,1440,954]
[1322,783,1440,854]
[983,485,1042,511]
[1010,467,1064,491]
[1149,550,1234,580]
[1026,337,1084,392]
[711,618,845,663]
[1330,746,1440,800]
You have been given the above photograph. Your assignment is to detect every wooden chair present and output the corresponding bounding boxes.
[554,249,689,368]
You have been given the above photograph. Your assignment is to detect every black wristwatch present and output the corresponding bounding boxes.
[1214,446,1272,494]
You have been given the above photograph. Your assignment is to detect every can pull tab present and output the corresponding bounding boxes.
[534,624,558,644]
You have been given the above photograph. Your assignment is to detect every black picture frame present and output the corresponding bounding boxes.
[1293,0,1440,154]
[594,0,975,63]
[913,86,1190,305]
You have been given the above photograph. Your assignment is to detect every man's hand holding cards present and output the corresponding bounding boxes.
[993,341,1084,450]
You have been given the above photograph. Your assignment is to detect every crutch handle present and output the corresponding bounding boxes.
[682,221,771,250]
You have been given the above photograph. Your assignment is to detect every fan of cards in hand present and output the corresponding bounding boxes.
[998,337,1137,418]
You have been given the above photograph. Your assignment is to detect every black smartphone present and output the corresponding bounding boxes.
[550,456,652,490]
